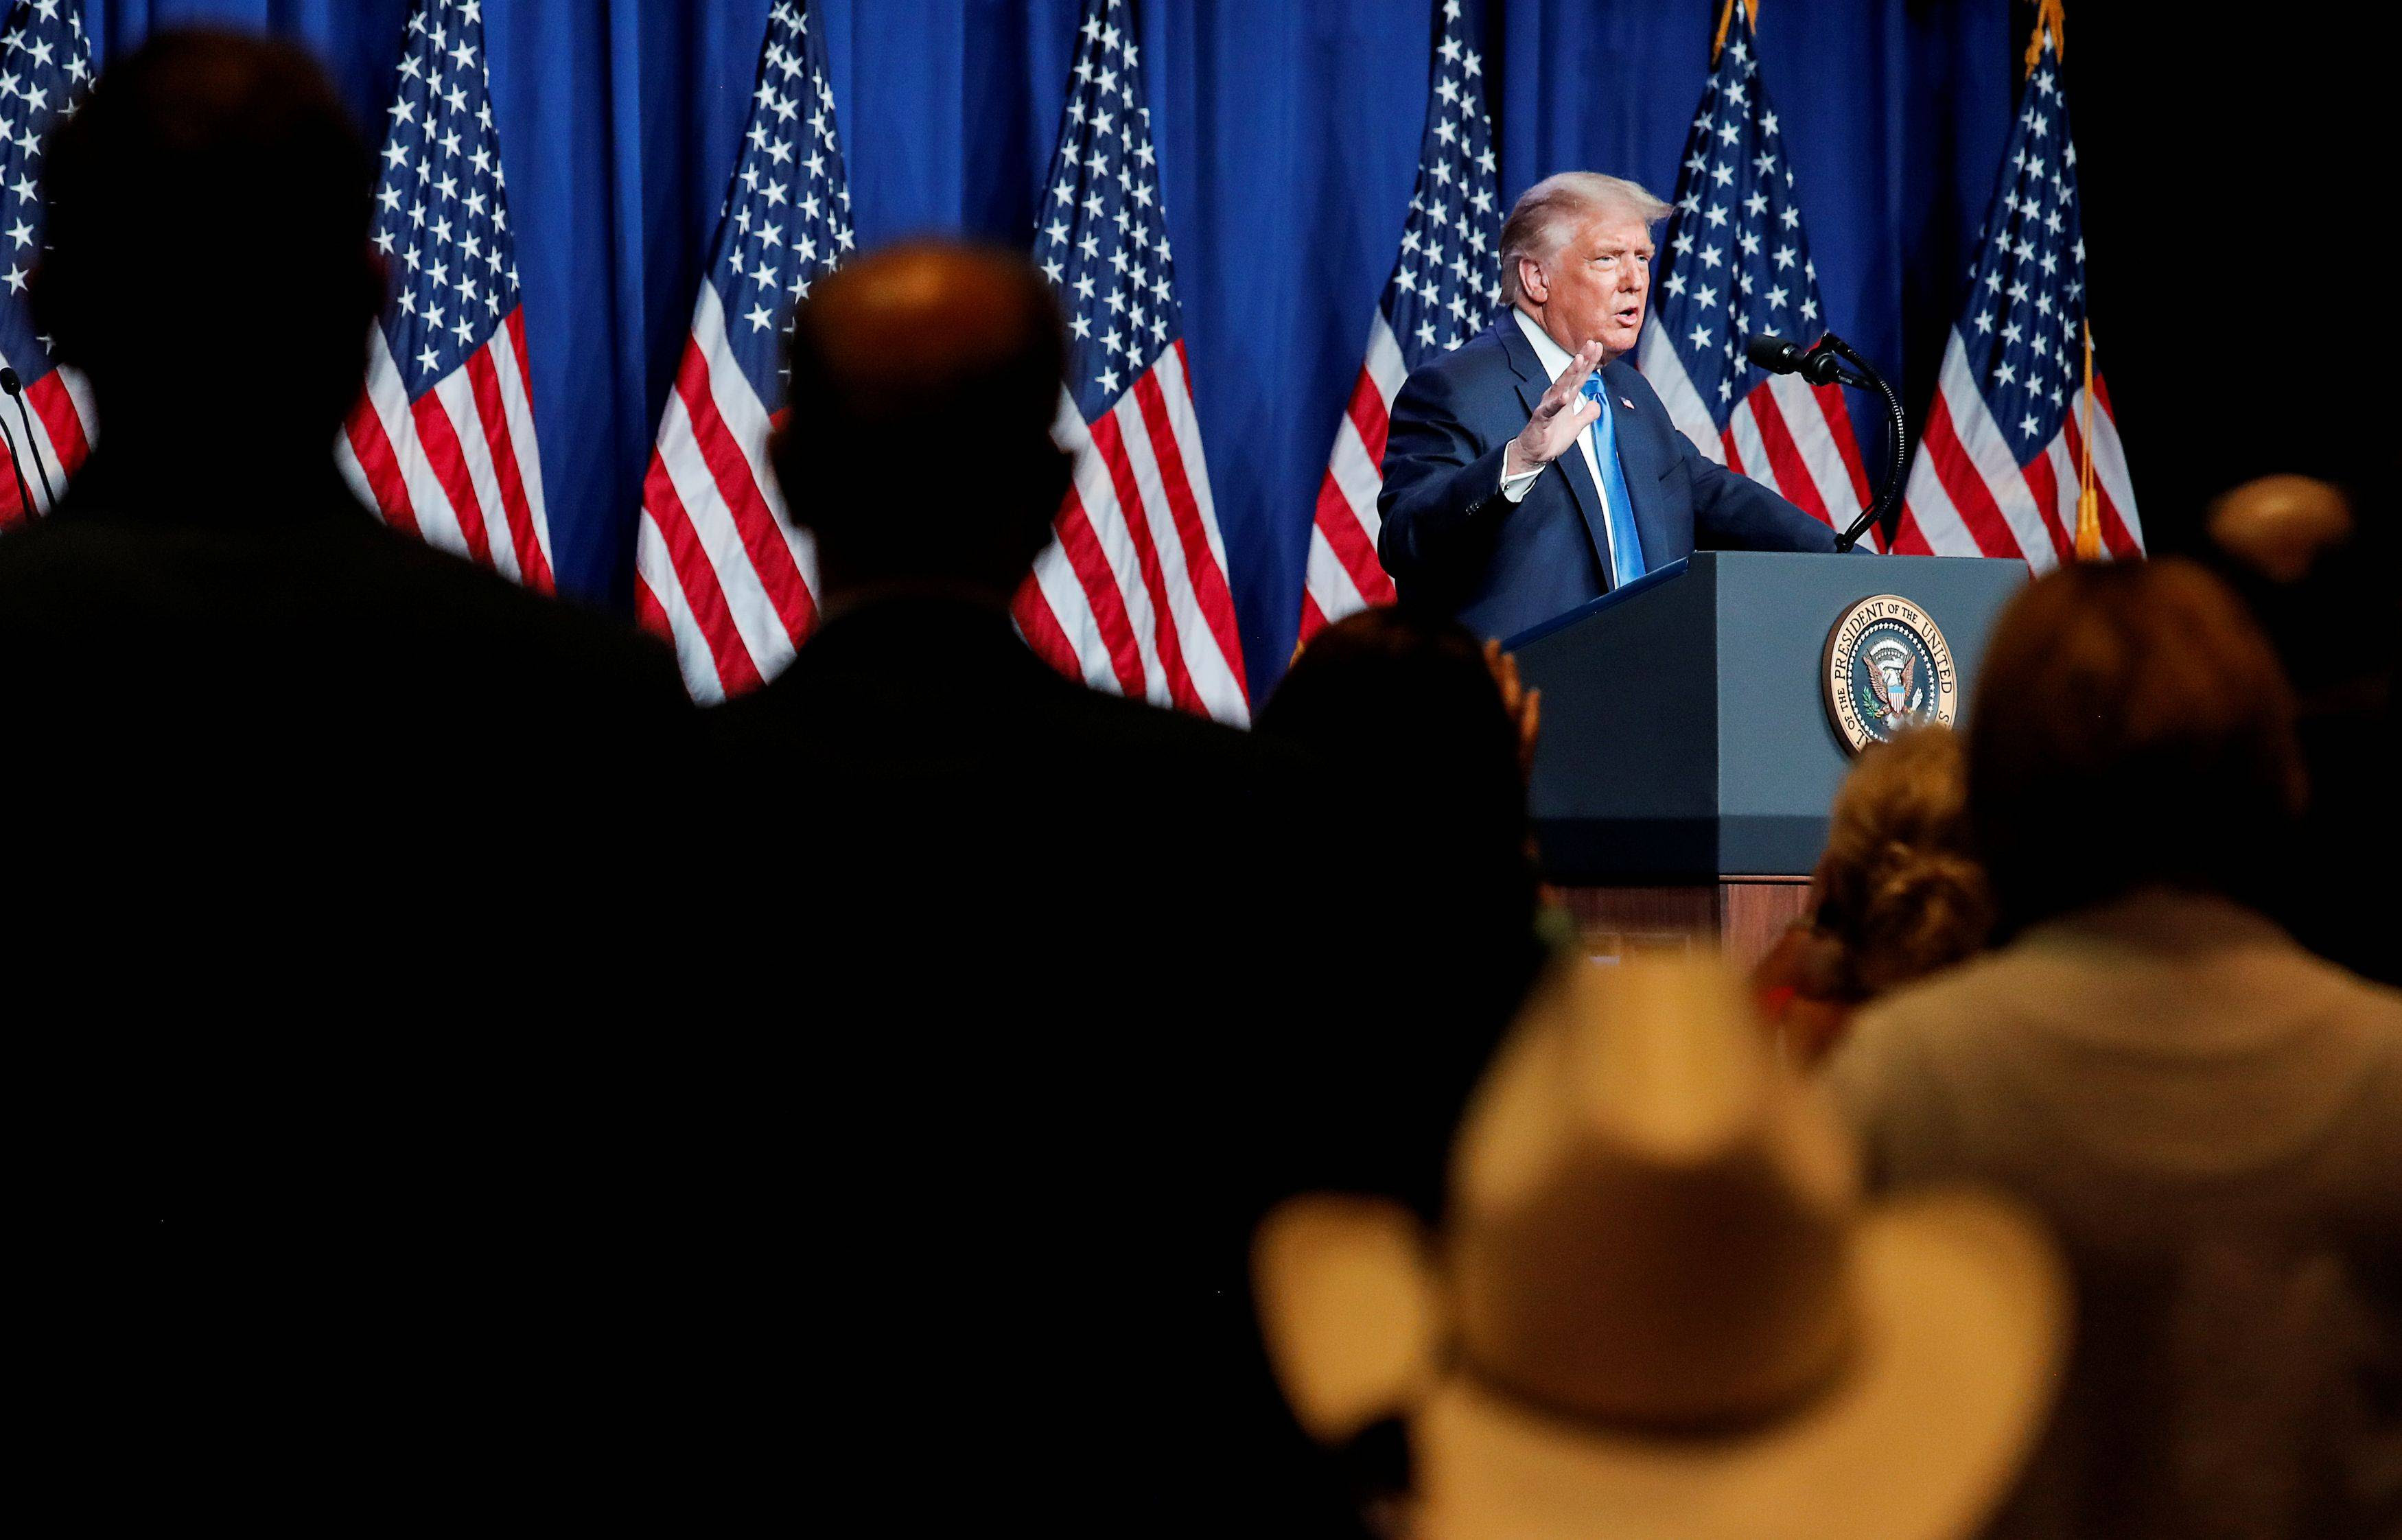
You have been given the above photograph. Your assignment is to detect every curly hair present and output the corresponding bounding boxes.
[1805,725,1993,1001]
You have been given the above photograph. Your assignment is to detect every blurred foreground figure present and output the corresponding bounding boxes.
[1753,725,1992,1066]
[716,240,1340,1045]
[1257,607,1550,1220]
[2205,474,2399,985]
[1254,952,2066,1540]
[2206,473,2356,586]
[1827,559,2402,1540]
[1,34,722,1525]
[0,32,686,982]
[713,241,1364,1532]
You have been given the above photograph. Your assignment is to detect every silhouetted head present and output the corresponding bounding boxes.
[1969,558,2305,935]
[33,31,382,467]
[2202,473,2400,719]
[1262,607,1530,878]
[775,242,1071,605]
[1259,607,1542,1225]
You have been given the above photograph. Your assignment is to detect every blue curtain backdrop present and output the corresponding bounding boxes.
[89,1,2013,697]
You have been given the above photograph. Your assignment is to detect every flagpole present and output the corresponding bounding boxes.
[2030,0,2099,561]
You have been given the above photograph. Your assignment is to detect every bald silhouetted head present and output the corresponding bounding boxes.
[774,242,1071,604]
[33,31,382,472]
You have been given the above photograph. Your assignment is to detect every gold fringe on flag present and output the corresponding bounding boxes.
[2026,0,2068,75]
[1714,0,1760,63]
[2075,322,2103,561]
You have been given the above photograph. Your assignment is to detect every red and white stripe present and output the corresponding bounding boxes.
[1890,328,2142,568]
[631,285,818,704]
[1637,322,1879,550]
[0,350,95,526]
[338,309,555,592]
[1296,314,1408,646]
[1012,340,1250,727]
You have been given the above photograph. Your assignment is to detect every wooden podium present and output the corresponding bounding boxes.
[1506,552,2025,966]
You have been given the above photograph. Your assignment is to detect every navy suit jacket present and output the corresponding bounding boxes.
[1377,315,1839,641]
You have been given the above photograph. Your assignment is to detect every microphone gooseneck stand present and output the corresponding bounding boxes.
[0,367,57,513]
[0,408,34,526]
[1807,336,1904,552]
[1743,331,1904,552]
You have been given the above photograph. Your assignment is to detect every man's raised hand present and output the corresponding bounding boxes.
[1503,339,1604,480]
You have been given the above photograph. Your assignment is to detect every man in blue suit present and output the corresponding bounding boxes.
[1378,172,1840,643]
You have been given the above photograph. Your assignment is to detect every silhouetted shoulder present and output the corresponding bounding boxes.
[734,599,1318,819]
[0,493,694,991]
[299,513,690,707]
[1050,655,1318,777]
[0,498,684,714]
[706,596,1339,1019]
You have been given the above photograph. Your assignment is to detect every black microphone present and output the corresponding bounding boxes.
[0,407,34,527]
[0,367,57,512]
[1745,331,1902,552]
[1745,331,1866,388]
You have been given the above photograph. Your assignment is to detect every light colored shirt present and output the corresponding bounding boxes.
[1500,309,1640,588]
[1825,889,2402,1540]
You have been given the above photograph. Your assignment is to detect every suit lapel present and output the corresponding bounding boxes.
[1497,316,1613,582]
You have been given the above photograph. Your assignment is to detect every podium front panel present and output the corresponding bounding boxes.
[1513,552,2024,884]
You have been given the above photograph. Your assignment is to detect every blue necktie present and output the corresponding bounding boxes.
[1583,375,1647,588]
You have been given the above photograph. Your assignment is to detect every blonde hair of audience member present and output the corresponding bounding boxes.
[1252,950,2068,1540]
[1817,728,1990,984]
[1756,727,1990,1066]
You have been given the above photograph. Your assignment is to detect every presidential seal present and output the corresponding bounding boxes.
[1822,594,1958,754]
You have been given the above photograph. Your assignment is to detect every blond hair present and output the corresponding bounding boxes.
[1497,172,1672,305]
[1805,726,1992,1001]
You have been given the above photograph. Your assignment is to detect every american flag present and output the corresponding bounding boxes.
[1634,3,1872,542]
[1296,0,1500,646]
[1892,22,2140,565]
[0,0,94,525]
[340,0,553,590]
[1016,0,1248,725]
[634,0,852,702]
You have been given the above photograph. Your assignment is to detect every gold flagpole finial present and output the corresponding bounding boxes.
[2026,0,2068,76]
[1714,0,1760,64]
[2075,321,2103,561]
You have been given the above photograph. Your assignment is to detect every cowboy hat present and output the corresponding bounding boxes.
[1254,952,2066,1540]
